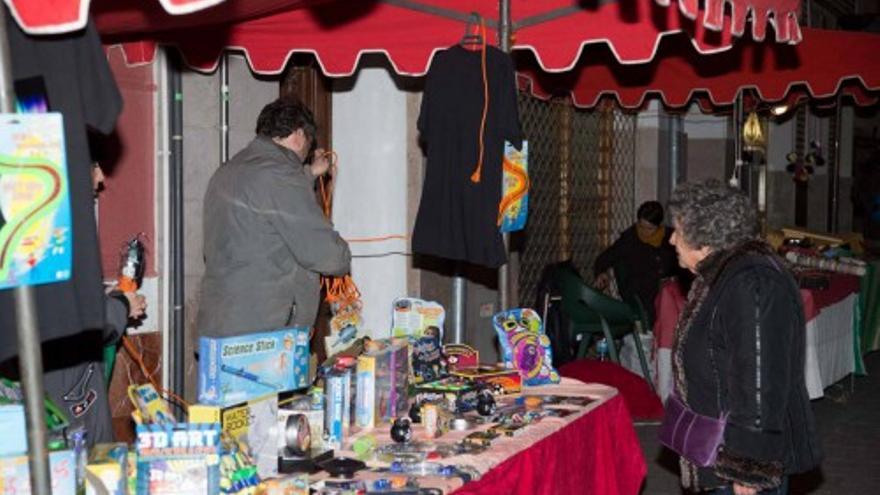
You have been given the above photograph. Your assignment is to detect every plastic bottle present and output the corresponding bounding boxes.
[596,338,609,361]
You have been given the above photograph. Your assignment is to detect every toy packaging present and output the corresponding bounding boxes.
[499,140,529,233]
[410,332,447,384]
[391,297,445,339]
[0,404,27,456]
[368,339,410,421]
[0,449,76,495]
[85,443,129,495]
[199,327,310,406]
[135,423,221,495]
[261,473,309,495]
[443,344,480,371]
[493,308,560,386]
[451,365,523,394]
[221,394,279,479]
[324,369,349,448]
[355,354,377,429]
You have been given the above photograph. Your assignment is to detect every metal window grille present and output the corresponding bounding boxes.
[517,94,636,307]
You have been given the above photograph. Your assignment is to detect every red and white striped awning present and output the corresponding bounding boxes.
[518,27,880,111]
[4,0,232,34]
[87,0,802,77]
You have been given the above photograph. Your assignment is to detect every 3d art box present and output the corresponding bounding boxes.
[135,423,221,495]
[198,327,309,406]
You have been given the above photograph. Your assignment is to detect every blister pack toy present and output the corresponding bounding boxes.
[492,308,560,386]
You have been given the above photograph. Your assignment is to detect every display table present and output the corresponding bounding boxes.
[331,379,646,495]
[653,274,861,401]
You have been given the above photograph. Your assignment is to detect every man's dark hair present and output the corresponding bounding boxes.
[255,98,317,140]
[637,201,664,226]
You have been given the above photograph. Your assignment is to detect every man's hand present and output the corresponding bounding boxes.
[733,483,757,495]
[309,148,332,177]
[123,292,147,319]
[594,272,611,291]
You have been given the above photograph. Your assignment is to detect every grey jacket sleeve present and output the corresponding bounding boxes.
[256,166,351,276]
[104,293,129,344]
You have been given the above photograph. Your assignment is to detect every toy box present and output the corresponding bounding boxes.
[199,327,310,406]
[221,394,278,479]
[363,340,409,421]
[355,355,377,429]
[0,449,76,495]
[0,404,27,456]
[135,423,221,495]
[86,443,128,495]
[451,365,523,394]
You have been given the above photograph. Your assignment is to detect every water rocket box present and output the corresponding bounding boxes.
[198,327,309,407]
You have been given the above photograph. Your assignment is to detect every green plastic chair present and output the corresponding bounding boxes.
[554,265,654,389]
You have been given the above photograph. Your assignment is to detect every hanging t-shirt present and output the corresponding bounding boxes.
[0,17,122,362]
[412,44,523,268]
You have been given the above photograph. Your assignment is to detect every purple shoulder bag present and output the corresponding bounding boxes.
[658,392,728,467]
[659,306,728,467]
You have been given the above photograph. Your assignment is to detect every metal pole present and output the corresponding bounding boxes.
[451,276,466,343]
[168,53,186,410]
[827,95,842,233]
[0,8,52,494]
[498,0,512,312]
[220,53,229,164]
[668,114,682,195]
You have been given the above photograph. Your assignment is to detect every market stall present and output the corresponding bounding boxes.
[1,0,814,494]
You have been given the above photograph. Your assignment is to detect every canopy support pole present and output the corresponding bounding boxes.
[498,0,513,313]
[168,52,186,414]
[0,7,52,494]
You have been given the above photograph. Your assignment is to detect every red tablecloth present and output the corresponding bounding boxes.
[654,273,861,350]
[800,273,861,321]
[452,392,646,495]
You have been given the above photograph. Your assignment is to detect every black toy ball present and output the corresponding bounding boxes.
[476,392,496,416]
[390,417,412,444]
[408,402,422,424]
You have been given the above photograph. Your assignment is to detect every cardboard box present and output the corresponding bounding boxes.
[0,450,76,495]
[451,365,523,394]
[198,327,310,406]
[86,443,128,495]
[355,355,377,429]
[0,405,27,456]
[221,394,279,479]
[135,423,221,495]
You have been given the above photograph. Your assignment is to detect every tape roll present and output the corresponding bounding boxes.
[283,413,311,456]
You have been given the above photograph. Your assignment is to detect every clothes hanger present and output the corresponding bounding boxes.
[460,12,484,48]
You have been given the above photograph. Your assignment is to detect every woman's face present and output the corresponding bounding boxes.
[669,219,712,273]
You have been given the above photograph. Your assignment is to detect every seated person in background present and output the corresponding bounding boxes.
[593,200,680,323]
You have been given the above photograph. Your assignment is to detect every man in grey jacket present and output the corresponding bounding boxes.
[197,99,351,338]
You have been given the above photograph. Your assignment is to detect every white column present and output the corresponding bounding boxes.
[332,68,409,338]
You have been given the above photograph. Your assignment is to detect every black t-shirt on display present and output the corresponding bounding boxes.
[413,45,522,268]
[0,17,122,362]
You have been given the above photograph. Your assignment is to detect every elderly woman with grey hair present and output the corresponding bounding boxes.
[663,180,821,495]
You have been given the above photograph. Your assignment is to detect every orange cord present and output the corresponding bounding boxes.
[315,151,363,313]
[470,18,489,184]
[121,334,189,409]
